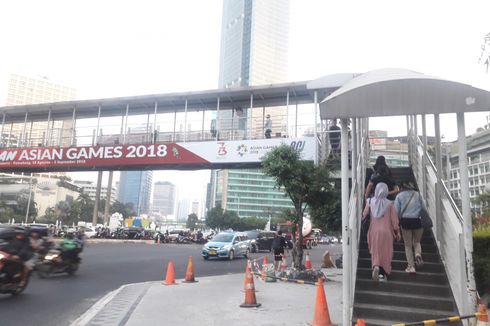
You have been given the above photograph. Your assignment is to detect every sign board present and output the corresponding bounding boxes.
[0,137,314,172]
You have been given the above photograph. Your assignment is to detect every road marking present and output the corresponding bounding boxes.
[69,284,128,326]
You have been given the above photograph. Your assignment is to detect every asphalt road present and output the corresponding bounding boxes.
[0,242,341,326]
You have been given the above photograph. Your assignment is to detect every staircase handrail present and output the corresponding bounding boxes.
[346,122,368,324]
[411,133,470,316]
[416,136,463,224]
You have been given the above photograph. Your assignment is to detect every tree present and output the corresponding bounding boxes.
[15,189,37,221]
[186,213,199,230]
[307,170,342,233]
[205,205,240,230]
[111,200,136,218]
[206,205,225,229]
[262,144,338,268]
[54,201,72,225]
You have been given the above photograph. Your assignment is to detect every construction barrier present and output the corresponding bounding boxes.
[390,311,488,326]
[251,271,324,286]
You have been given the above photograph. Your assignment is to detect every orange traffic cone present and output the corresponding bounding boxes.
[261,256,269,280]
[477,304,489,325]
[183,256,198,283]
[240,262,261,308]
[162,261,177,285]
[305,251,312,270]
[157,236,161,244]
[311,278,336,326]
[356,319,366,326]
[243,260,251,291]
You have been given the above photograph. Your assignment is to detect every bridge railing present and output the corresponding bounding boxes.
[409,130,470,317]
[0,112,318,149]
[345,118,369,324]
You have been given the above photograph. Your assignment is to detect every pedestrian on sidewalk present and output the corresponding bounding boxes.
[394,182,425,274]
[363,182,401,282]
[271,231,287,271]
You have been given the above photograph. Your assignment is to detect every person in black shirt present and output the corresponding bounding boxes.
[328,120,341,155]
[271,231,287,272]
[365,165,399,200]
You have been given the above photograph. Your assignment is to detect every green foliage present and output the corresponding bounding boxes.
[473,225,490,295]
[205,205,239,230]
[186,213,199,230]
[205,205,269,231]
[262,144,339,268]
[308,170,341,232]
[15,189,37,219]
[111,200,136,218]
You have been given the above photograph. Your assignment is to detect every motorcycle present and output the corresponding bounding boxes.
[36,249,80,277]
[0,251,30,295]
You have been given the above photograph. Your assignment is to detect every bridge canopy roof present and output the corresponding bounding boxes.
[320,68,490,119]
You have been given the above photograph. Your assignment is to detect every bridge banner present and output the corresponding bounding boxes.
[0,136,314,172]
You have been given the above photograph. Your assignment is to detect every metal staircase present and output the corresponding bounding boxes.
[352,167,461,325]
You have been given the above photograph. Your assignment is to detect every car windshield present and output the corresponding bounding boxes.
[212,233,234,242]
[245,231,259,239]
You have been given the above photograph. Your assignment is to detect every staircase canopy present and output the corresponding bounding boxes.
[320,68,490,119]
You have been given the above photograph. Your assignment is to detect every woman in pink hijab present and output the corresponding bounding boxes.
[363,182,401,282]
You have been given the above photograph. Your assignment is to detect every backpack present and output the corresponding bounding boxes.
[271,236,282,250]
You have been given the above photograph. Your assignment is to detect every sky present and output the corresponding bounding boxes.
[0,0,489,207]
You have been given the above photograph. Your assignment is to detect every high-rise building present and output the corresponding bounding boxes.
[118,171,153,215]
[191,200,199,216]
[177,198,190,221]
[3,74,77,147]
[152,181,176,216]
[447,124,490,212]
[213,0,292,218]
[73,180,117,204]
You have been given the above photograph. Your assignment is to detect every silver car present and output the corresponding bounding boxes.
[202,232,250,260]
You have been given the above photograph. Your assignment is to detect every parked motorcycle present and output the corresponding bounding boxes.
[0,251,30,295]
[37,249,80,277]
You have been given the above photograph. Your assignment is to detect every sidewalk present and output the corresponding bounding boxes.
[72,269,343,326]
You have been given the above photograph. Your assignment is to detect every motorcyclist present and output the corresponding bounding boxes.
[59,231,80,263]
[4,229,32,286]
[77,230,86,251]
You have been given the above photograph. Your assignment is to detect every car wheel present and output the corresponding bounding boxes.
[203,255,208,260]
[228,250,235,261]
[244,248,250,259]
[252,245,257,253]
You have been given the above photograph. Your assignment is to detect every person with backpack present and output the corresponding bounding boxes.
[365,165,399,200]
[271,231,287,272]
[394,182,425,274]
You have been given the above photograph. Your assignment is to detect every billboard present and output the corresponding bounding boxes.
[0,137,315,172]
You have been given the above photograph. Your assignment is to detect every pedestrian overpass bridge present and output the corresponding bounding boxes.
[2,68,490,324]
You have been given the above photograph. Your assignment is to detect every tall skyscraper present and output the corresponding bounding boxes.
[213,0,292,218]
[3,74,77,147]
[118,171,153,215]
[177,198,190,221]
[152,181,176,216]
[191,200,200,216]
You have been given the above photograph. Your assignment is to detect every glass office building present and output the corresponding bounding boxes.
[213,0,292,218]
[118,171,153,215]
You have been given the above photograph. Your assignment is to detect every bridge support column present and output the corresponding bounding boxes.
[456,112,477,315]
[422,114,428,202]
[434,114,443,243]
[104,171,114,226]
[341,118,351,326]
[92,171,103,227]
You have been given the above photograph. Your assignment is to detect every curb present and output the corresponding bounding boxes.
[69,284,128,326]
